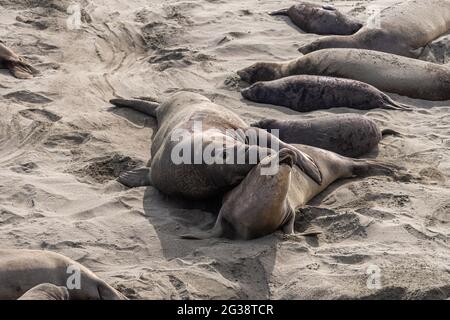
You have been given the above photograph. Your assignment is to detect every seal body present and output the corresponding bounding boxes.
[182,146,398,240]
[238,49,450,100]
[298,0,450,57]
[18,284,69,300]
[270,2,362,35]
[252,115,384,158]
[0,249,126,300]
[241,75,411,111]
[111,92,322,198]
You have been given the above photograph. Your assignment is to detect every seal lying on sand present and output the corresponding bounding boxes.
[252,115,399,158]
[18,284,69,300]
[270,2,362,35]
[241,75,411,111]
[0,41,38,79]
[298,0,450,57]
[237,48,450,100]
[0,249,126,300]
[110,92,322,198]
[182,147,398,240]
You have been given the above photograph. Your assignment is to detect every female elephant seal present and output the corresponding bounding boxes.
[0,249,126,300]
[270,2,362,35]
[237,48,450,101]
[182,147,398,240]
[252,115,398,158]
[110,92,322,198]
[0,41,38,79]
[241,75,411,111]
[298,0,450,58]
[18,284,69,300]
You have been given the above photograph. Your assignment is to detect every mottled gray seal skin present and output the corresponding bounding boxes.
[237,49,450,101]
[0,41,38,79]
[0,249,126,300]
[270,2,362,35]
[18,284,69,300]
[181,146,398,240]
[252,115,398,158]
[241,75,411,112]
[110,92,322,198]
[298,0,450,58]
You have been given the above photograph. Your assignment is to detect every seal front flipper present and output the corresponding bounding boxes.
[292,148,322,184]
[269,8,289,16]
[110,98,160,117]
[117,167,152,188]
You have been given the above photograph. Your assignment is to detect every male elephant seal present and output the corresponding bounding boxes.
[252,115,399,158]
[237,48,450,100]
[241,75,411,111]
[0,249,126,300]
[298,0,450,58]
[270,2,362,35]
[18,284,69,300]
[182,147,398,240]
[110,92,322,198]
[0,41,38,79]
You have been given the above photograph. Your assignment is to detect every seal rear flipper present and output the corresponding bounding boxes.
[382,95,414,111]
[381,128,402,137]
[6,61,37,79]
[96,280,128,300]
[117,167,152,188]
[269,8,289,16]
[352,159,402,178]
[110,98,160,117]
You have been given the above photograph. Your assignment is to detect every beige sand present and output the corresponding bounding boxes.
[0,0,448,299]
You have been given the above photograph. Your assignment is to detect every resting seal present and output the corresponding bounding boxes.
[298,0,450,57]
[0,41,38,79]
[18,284,69,300]
[237,48,450,100]
[182,146,398,240]
[0,249,126,300]
[252,115,398,158]
[110,92,322,198]
[241,75,411,111]
[270,2,362,35]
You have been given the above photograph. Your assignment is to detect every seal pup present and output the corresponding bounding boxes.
[18,284,69,300]
[270,2,362,35]
[298,0,450,57]
[0,41,38,79]
[182,147,398,240]
[0,249,126,300]
[237,48,450,100]
[252,115,399,158]
[110,92,322,199]
[241,75,412,111]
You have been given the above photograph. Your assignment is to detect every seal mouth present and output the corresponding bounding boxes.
[279,150,296,168]
[237,70,250,83]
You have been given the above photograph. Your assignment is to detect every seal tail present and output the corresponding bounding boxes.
[269,8,289,16]
[180,218,224,240]
[382,95,414,111]
[110,98,160,117]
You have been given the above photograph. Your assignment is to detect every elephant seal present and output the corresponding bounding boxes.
[298,0,450,58]
[0,41,38,79]
[110,92,322,198]
[252,115,399,158]
[270,2,362,35]
[0,249,126,300]
[18,284,69,300]
[182,146,398,240]
[241,75,412,111]
[237,48,450,100]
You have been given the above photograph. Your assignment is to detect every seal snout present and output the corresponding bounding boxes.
[240,86,251,99]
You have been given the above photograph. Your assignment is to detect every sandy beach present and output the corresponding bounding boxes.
[0,0,449,299]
